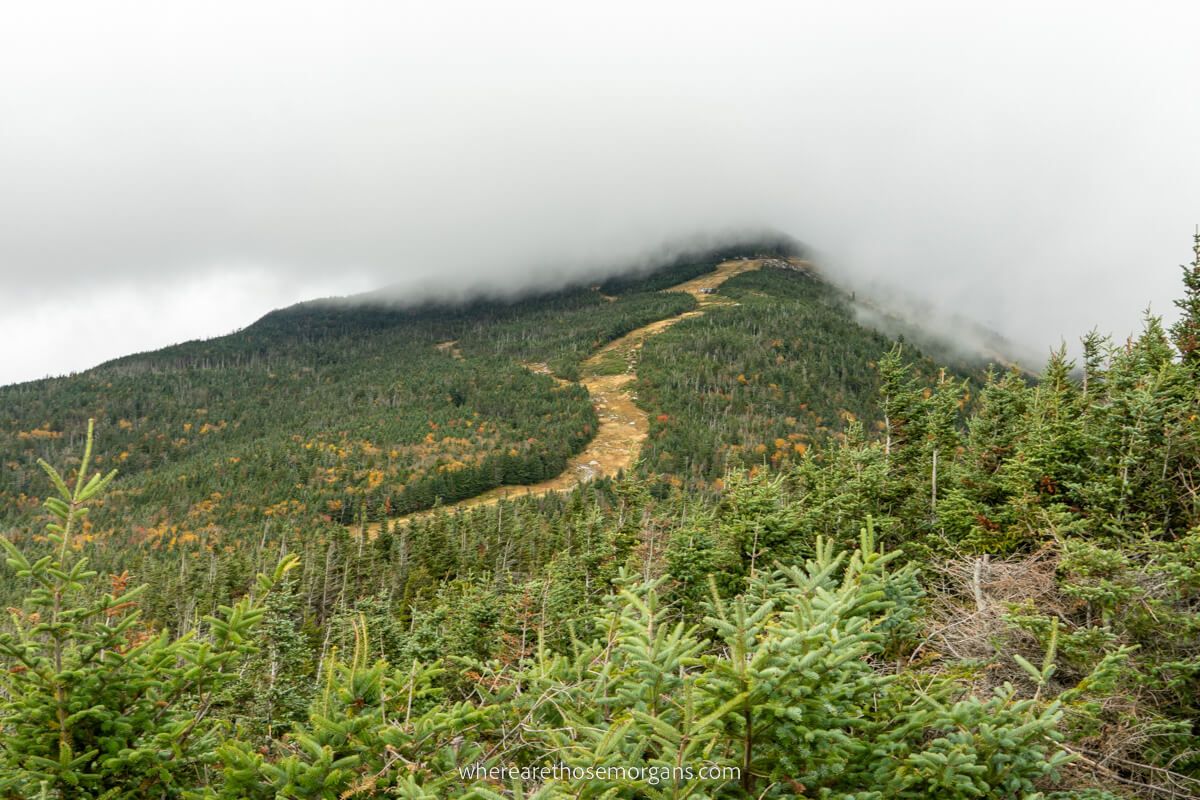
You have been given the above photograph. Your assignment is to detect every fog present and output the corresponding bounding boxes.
[2,1,1198,385]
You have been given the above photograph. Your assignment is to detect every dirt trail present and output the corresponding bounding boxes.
[359,258,785,533]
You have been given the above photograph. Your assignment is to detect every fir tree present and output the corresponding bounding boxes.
[227,575,314,741]
[1171,226,1200,366]
[0,420,297,799]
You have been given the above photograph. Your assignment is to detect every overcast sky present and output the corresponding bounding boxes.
[2,1,1198,385]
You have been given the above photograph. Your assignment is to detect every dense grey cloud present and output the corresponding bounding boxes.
[1,1,1198,384]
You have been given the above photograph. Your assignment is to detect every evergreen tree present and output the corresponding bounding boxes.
[0,420,297,799]
[1171,226,1200,366]
[227,575,314,741]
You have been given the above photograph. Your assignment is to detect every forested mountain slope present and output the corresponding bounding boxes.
[2,240,910,551]
[0,256,723,533]
[3,233,1198,799]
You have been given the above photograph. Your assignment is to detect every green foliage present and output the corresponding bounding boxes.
[486,532,1065,799]
[205,531,1054,800]
[635,267,951,486]
[1170,227,1200,366]
[2,433,1075,797]
[225,575,315,741]
[214,644,495,799]
[0,420,297,799]
[3,235,1200,797]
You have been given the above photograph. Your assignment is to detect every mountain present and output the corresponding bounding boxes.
[1,239,939,542]
[0,239,967,649]
[2,234,1199,798]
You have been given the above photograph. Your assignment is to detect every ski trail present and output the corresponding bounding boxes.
[357,258,782,533]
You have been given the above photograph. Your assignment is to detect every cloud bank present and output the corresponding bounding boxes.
[1,1,1198,383]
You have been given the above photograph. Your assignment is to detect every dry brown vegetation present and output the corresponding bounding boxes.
[917,548,1200,799]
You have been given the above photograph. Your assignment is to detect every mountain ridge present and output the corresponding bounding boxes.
[4,234,1197,797]
[0,240,991,544]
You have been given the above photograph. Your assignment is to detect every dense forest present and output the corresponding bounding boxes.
[1,234,1199,798]
[635,265,955,486]
[0,262,709,538]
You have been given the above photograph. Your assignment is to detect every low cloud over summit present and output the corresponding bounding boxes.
[2,1,1198,383]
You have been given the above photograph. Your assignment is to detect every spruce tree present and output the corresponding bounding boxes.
[0,420,296,799]
[1171,226,1200,366]
[227,575,314,742]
